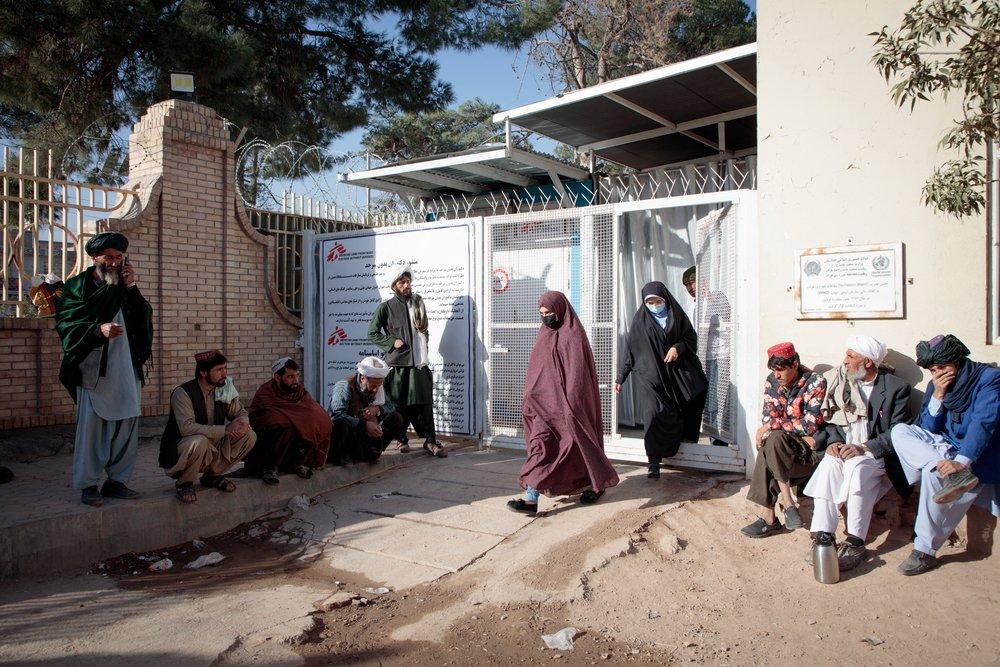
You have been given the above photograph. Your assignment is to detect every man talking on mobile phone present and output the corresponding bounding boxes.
[55,231,153,506]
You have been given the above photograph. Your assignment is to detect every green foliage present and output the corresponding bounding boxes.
[0,0,555,184]
[362,100,508,162]
[669,0,756,59]
[871,0,1000,217]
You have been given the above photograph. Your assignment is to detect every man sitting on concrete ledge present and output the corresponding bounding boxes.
[159,350,256,503]
[890,334,1000,576]
[741,342,827,538]
[328,356,407,464]
[803,335,913,572]
[246,357,332,484]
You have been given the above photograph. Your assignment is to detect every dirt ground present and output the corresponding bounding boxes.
[278,470,1000,666]
[17,461,998,666]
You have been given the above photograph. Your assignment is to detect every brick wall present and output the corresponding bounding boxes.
[0,100,299,431]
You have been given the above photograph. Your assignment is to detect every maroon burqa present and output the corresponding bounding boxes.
[519,291,620,496]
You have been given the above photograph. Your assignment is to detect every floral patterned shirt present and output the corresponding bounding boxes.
[761,367,827,437]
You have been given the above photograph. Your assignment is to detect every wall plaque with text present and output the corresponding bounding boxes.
[796,243,904,319]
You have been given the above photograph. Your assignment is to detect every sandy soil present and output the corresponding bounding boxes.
[290,471,1000,666]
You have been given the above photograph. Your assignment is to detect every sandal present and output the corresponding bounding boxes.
[175,482,197,504]
[580,489,605,504]
[293,465,313,479]
[200,474,236,492]
[261,469,280,486]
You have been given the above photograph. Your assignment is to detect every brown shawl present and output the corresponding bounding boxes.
[249,379,332,466]
[519,291,620,496]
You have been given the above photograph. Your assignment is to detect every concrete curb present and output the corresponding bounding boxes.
[0,452,412,580]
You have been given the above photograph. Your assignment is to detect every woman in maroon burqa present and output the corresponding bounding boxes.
[507,291,620,515]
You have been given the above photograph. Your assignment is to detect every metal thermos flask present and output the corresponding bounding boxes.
[813,533,840,584]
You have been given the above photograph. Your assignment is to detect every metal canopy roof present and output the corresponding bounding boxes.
[493,43,757,170]
[339,143,589,201]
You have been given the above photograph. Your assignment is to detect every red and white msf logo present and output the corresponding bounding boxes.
[327,327,347,345]
[326,242,347,262]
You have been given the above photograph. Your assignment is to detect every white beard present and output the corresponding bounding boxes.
[96,265,119,285]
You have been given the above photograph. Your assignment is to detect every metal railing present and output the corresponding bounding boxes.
[405,156,756,221]
[1,146,139,317]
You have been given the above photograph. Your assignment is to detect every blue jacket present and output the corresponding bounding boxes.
[917,365,1000,484]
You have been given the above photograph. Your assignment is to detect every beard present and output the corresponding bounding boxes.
[282,381,299,393]
[844,364,868,381]
[212,377,227,388]
[95,264,119,285]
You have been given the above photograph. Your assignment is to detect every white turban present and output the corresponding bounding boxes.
[357,356,390,379]
[846,335,887,366]
[271,356,294,375]
[390,263,413,287]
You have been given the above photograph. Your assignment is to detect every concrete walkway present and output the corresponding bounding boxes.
[0,429,451,579]
[0,448,540,665]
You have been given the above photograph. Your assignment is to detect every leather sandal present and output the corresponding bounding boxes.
[175,482,197,503]
[424,441,448,458]
[580,489,605,504]
[200,474,236,492]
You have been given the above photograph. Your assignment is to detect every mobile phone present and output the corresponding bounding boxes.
[118,256,130,277]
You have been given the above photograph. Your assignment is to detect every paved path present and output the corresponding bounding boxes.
[0,448,540,665]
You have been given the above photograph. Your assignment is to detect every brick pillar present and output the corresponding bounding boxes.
[110,100,298,415]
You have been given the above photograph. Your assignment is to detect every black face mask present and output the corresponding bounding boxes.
[540,313,559,329]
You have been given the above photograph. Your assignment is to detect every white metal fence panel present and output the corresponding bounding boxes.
[696,204,738,442]
[485,205,615,442]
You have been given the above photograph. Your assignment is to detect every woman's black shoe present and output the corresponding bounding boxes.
[506,498,538,516]
[647,465,660,479]
[580,489,604,504]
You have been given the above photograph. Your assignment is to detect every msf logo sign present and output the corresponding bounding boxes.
[327,327,347,346]
[326,242,347,262]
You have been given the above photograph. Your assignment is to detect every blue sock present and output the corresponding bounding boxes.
[523,486,540,503]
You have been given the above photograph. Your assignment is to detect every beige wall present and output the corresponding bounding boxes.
[756,0,997,400]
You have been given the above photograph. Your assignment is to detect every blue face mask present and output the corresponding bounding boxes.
[646,302,666,316]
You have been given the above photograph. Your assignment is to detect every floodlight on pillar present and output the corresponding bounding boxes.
[168,71,196,101]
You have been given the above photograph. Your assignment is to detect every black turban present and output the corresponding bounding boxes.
[915,334,970,369]
[85,232,128,256]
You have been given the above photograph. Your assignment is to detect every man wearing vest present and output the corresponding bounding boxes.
[159,350,256,503]
[368,265,447,457]
[327,356,407,463]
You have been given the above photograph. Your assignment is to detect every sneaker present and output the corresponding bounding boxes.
[933,467,980,504]
[837,541,867,571]
[784,506,804,530]
[100,480,140,499]
[506,498,537,516]
[424,441,448,458]
[81,485,105,507]
[898,549,939,576]
[741,517,784,538]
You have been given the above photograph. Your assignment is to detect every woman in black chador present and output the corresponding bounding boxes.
[615,281,708,478]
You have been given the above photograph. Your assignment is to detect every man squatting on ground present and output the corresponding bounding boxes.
[890,334,1000,576]
[55,231,153,507]
[368,265,446,458]
[328,356,407,464]
[741,342,827,537]
[247,357,331,484]
[802,335,912,571]
[159,350,256,503]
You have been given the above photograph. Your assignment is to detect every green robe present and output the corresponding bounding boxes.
[55,268,154,401]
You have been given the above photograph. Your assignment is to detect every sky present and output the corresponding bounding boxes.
[278,0,757,210]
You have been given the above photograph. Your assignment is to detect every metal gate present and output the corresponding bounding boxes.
[483,205,616,445]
